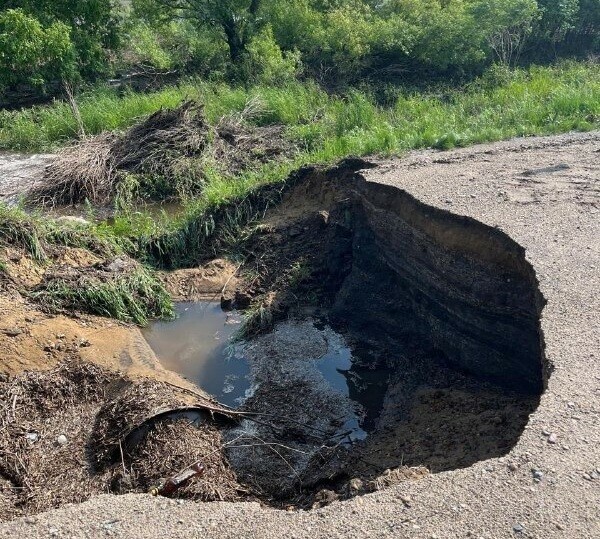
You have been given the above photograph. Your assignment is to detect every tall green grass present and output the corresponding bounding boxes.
[1,61,597,153]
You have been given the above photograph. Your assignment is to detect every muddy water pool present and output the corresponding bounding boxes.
[142,302,388,440]
[142,302,249,406]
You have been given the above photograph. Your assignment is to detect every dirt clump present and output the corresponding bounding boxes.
[160,258,239,302]
[0,360,244,521]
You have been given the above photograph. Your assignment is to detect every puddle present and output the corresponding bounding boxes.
[142,302,249,407]
[143,303,381,441]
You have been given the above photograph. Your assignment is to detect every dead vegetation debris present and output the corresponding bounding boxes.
[0,360,244,521]
[29,100,295,207]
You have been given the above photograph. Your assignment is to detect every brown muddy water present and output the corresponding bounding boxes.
[142,302,382,441]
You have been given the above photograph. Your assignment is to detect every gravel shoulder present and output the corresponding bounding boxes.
[2,131,599,539]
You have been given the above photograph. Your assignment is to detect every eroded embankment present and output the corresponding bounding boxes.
[0,159,548,519]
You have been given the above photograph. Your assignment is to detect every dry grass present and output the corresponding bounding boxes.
[29,101,209,207]
[0,360,245,521]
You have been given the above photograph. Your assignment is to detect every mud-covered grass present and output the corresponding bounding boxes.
[0,206,46,262]
[0,205,172,326]
[0,205,126,261]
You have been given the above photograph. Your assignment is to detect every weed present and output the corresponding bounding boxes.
[31,266,174,326]
[0,205,46,262]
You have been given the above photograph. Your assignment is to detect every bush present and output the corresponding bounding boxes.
[0,9,77,91]
[244,27,301,85]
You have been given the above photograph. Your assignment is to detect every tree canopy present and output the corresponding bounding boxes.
[0,0,598,97]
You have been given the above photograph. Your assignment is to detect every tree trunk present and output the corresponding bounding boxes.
[223,20,245,63]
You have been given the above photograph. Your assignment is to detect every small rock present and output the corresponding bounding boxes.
[542,429,551,436]
[48,527,59,537]
[56,435,68,446]
[3,328,22,337]
[56,215,90,226]
[55,334,65,340]
[79,339,91,348]
[583,473,592,481]
[106,258,128,273]
[44,342,56,352]
[556,523,565,530]
[25,432,39,443]
[348,478,364,492]
[508,462,518,472]
[590,471,599,480]
[24,517,37,524]
[532,469,543,480]
[547,433,558,444]
[513,523,525,534]
[567,402,575,408]
[400,495,412,507]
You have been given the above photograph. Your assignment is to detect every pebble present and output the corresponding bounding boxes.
[400,495,412,507]
[532,469,543,480]
[508,463,518,471]
[582,473,592,481]
[349,478,364,492]
[56,435,68,446]
[548,433,558,444]
[542,429,551,436]
[513,523,525,533]
[25,432,39,443]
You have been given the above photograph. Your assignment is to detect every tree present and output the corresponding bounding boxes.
[0,8,77,91]
[134,0,264,63]
[472,0,540,66]
[0,0,120,78]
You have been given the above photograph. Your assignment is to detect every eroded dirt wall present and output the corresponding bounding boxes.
[330,176,547,394]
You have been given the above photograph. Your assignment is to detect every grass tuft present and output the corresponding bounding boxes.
[31,266,174,326]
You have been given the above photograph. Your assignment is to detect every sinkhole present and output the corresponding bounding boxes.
[142,162,548,503]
